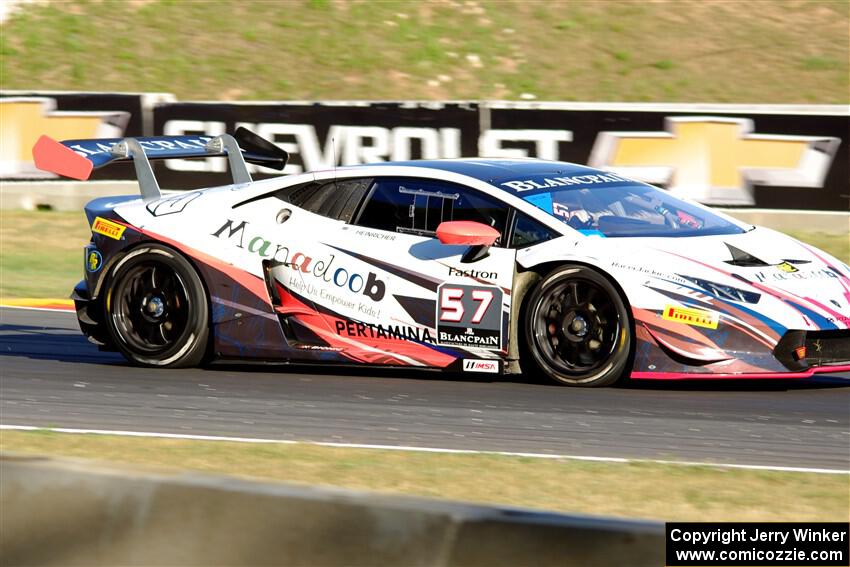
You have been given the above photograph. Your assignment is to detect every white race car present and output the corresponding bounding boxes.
[33,129,850,386]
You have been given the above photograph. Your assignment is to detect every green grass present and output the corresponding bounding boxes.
[2,430,847,522]
[0,210,89,299]
[1,209,847,299]
[0,0,847,103]
[801,56,842,71]
[785,231,850,264]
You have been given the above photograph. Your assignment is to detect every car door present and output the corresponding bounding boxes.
[271,175,518,371]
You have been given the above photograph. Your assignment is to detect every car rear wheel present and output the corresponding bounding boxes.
[524,265,631,387]
[104,244,209,368]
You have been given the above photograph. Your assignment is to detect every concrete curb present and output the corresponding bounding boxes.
[0,453,664,566]
[0,181,142,211]
[0,298,74,310]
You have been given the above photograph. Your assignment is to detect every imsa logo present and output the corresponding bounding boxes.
[662,305,720,330]
[462,359,499,374]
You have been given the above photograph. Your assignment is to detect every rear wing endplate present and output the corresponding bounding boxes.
[32,127,288,203]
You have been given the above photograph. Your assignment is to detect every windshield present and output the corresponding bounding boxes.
[521,183,746,238]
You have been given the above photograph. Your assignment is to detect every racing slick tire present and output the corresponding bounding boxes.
[103,244,209,368]
[524,265,631,387]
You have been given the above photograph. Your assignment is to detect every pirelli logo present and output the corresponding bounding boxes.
[662,305,719,329]
[92,217,126,240]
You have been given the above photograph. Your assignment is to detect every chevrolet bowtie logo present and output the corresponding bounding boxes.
[588,116,840,206]
[0,97,129,177]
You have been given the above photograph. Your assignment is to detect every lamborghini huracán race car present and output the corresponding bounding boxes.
[32,129,850,386]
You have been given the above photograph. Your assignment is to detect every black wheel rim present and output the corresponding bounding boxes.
[111,261,191,355]
[531,276,621,378]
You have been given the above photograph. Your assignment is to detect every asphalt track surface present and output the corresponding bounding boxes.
[1,307,848,470]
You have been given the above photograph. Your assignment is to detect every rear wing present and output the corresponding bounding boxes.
[32,127,288,202]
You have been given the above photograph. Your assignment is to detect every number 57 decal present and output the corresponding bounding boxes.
[439,287,493,323]
[436,284,503,349]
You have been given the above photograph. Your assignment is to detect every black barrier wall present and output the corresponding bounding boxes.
[486,104,848,211]
[0,91,157,182]
[150,101,481,187]
[2,92,847,210]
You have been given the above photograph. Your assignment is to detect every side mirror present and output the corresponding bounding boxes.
[436,221,500,263]
[436,221,500,246]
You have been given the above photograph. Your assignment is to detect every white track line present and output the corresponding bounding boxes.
[2,424,846,475]
[2,304,848,475]
[0,305,75,314]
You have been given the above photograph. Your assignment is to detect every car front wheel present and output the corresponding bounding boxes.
[524,265,631,387]
[104,244,209,368]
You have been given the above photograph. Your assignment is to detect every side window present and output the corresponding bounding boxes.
[277,181,321,206]
[510,212,559,249]
[274,178,371,223]
[356,178,509,244]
